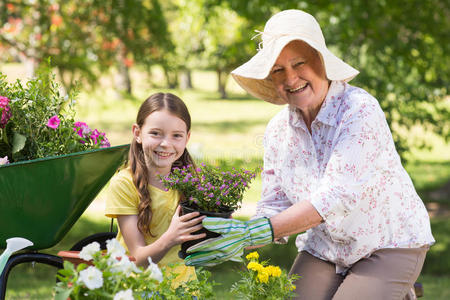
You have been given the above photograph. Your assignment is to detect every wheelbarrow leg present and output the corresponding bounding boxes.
[0,252,63,300]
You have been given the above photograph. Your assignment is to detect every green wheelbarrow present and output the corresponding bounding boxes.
[0,144,129,298]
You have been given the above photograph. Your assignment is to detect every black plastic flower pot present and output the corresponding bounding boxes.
[178,201,233,259]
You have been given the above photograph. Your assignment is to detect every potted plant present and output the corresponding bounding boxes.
[160,163,257,258]
[0,66,110,165]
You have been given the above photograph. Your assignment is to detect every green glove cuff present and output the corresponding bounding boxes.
[247,217,274,246]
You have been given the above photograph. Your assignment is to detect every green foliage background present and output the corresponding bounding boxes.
[1,0,448,159]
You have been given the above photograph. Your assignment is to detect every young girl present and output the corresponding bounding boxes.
[105,92,206,285]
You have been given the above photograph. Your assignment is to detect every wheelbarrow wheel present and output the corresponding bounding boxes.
[70,232,117,251]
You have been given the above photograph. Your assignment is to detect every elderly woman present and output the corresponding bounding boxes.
[185,9,434,299]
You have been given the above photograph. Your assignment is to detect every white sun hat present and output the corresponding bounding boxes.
[231,9,359,104]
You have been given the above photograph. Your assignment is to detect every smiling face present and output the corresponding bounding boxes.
[133,109,190,175]
[270,40,330,118]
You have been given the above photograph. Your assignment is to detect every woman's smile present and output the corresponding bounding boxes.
[287,82,309,93]
[270,40,329,123]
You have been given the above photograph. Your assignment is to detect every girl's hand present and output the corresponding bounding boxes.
[163,205,206,248]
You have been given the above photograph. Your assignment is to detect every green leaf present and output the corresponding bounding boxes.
[12,132,26,154]
[53,286,73,300]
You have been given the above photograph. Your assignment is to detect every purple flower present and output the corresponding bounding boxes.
[46,115,60,129]
[73,121,90,138]
[98,132,110,148]
[0,96,12,128]
[90,129,100,144]
[215,201,221,206]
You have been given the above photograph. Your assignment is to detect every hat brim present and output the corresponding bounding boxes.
[231,36,359,104]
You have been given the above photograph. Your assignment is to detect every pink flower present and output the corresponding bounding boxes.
[46,115,60,129]
[0,156,9,165]
[90,129,100,144]
[73,121,91,138]
[0,96,9,107]
[74,121,88,128]
[99,132,110,148]
[0,96,11,129]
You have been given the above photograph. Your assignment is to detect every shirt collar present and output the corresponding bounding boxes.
[315,81,346,127]
[288,80,346,129]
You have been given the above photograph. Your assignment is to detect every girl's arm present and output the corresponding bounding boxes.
[118,206,206,267]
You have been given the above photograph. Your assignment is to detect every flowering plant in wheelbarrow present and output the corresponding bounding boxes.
[160,163,258,258]
[0,66,110,165]
[54,239,215,299]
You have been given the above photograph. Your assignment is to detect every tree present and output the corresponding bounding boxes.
[0,1,98,91]
[0,0,173,96]
[90,0,173,95]
[203,0,449,158]
[201,4,255,98]
[161,0,207,90]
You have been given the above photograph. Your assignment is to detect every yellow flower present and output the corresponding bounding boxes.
[257,270,269,283]
[246,252,259,261]
[265,265,282,278]
[247,261,263,272]
[290,284,297,291]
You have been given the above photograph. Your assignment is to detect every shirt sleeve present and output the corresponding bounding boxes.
[254,117,292,219]
[309,98,391,236]
[104,170,140,218]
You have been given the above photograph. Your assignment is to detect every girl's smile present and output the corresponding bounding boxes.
[133,109,190,176]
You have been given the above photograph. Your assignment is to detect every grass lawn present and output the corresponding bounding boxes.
[1,66,449,299]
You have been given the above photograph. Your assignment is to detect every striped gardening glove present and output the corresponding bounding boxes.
[184,217,273,267]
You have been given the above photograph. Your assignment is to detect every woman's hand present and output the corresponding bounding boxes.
[185,217,273,267]
[162,205,206,248]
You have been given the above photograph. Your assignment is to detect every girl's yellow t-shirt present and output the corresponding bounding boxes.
[104,167,196,285]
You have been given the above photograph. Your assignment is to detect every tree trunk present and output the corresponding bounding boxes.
[115,43,132,97]
[180,70,193,90]
[163,67,179,89]
[217,69,228,99]
[116,58,132,95]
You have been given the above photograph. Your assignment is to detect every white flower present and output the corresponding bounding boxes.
[106,239,126,258]
[114,289,134,300]
[78,266,103,290]
[79,241,100,261]
[0,156,9,165]
[146,257,163,283]
[110,255,141,276]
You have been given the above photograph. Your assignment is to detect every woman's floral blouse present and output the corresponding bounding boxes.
[255,81,435,273]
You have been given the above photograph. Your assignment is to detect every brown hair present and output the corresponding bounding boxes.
[129,92,196,236]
